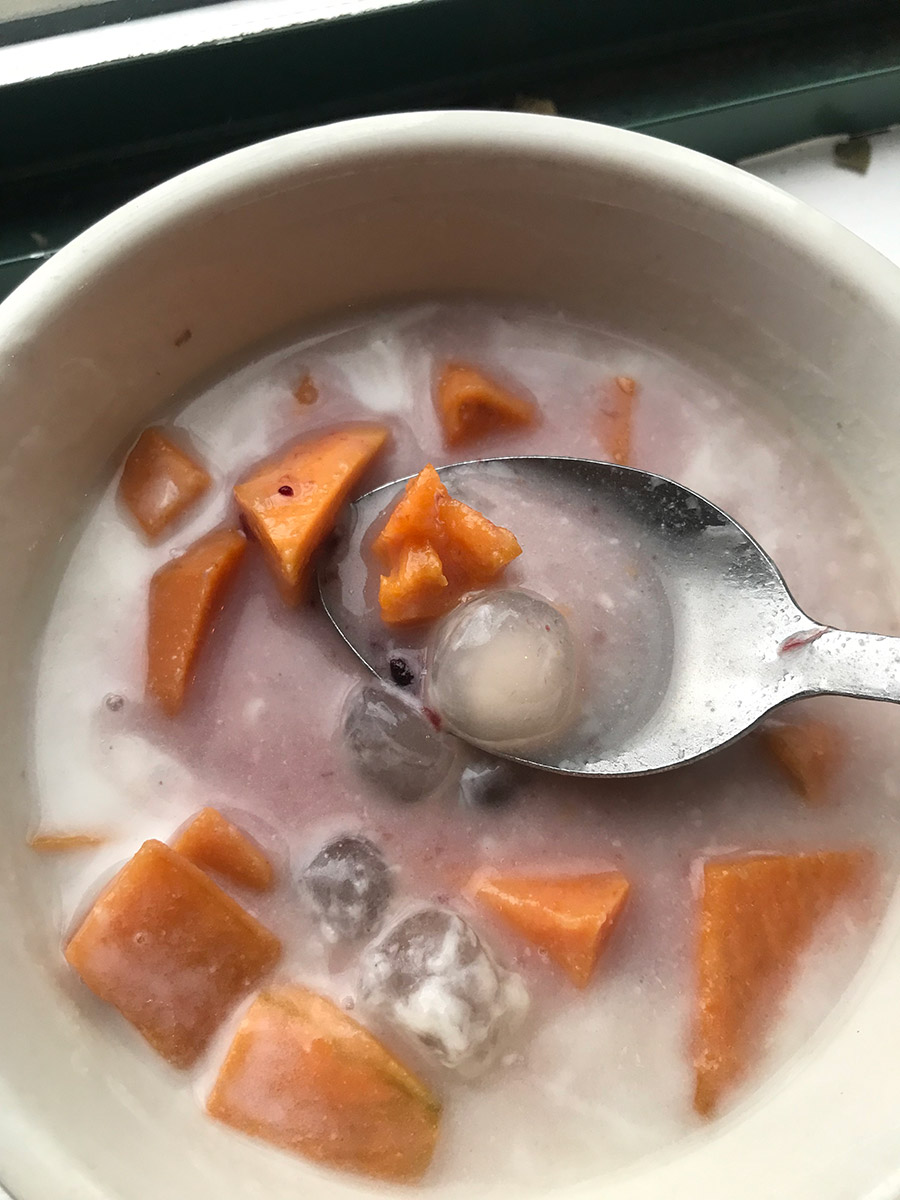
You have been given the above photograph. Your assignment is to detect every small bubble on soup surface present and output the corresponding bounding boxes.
[359,907,528,1075]
[427,589,577,750]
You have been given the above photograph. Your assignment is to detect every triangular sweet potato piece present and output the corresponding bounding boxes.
[438,497,522,582]
[694,850,872,1116]
[436,363,536,446]
[118,427,211,539]
[374,464,522,625]
[234,425,388,604]
[147,527,246,715]
[207,986,440,1182]
[760,718,844,805]
[379,540,450,626]
[173,807,274,891]
[373,463,449,560]
[472,872,630,987]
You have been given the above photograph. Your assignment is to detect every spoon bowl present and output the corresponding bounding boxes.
[319,456,900,776]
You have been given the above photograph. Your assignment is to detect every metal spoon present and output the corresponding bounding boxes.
[318,456,900,777]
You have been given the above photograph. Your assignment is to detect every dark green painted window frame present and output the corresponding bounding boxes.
[1,0,899,299]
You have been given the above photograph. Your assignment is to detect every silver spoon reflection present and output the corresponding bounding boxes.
[318,456,900,777]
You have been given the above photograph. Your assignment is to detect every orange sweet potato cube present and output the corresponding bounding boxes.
[65,840,281,1068]
[207,986,441,1182]
[173,807,274,891]
[761,718,845,804]
[118,428,211,539]
[436,363,536,446]
[147,527,246,716]
[378,541,450,625]
[374,464,522,625]
[693,849,872,1116]
[472,872,630,987]
[373,464,448,560]
[596,376,636,466]
[234,425,388,605]
[438,497,522,582]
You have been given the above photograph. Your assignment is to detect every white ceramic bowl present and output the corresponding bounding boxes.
[2,111,900,1200]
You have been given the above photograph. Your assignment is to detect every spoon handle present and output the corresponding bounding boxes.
[782,627,900,704]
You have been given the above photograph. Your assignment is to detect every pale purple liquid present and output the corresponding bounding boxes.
[30,303,900,1191]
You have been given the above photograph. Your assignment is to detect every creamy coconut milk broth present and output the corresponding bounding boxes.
[30,302,900,1190]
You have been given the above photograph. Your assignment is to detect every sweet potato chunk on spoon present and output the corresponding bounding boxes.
[320,456,900,777]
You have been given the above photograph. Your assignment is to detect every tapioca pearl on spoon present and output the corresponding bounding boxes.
[426,589,578,753]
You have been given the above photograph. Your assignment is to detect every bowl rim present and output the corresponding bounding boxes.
[3,109,900,350]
